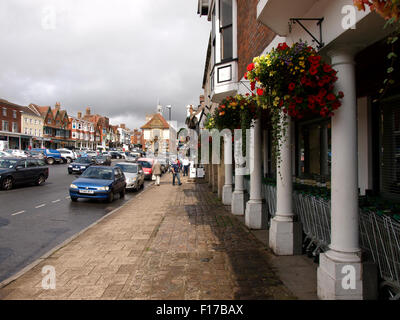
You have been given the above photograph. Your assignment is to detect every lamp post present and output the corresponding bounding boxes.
[166,105,172,121]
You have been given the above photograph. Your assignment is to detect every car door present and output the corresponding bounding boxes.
[26,159,40,182]
[13,160,27,184]
[114,168,125,192]
[138,165,144,185]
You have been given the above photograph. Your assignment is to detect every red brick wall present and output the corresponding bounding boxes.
[0,101,22,133]
[237,0,276,79]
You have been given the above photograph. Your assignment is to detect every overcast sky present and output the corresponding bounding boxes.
[0,0,210,129]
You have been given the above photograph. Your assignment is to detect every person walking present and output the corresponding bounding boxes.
[182,158,190,177]
[152,160,162,186]
[171,159,182,186]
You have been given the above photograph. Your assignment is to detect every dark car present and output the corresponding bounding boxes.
[0,158,49,190]
[109,151,123,159]
[94,155,111,166]
[69,166,126,202]
[68,157,94,174]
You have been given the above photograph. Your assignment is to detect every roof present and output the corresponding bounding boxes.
[140,113,170,130]
[20,106,42,118]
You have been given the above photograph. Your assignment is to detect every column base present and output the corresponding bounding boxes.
[245,200,266,230]
[317,250,378,300]
[269,217,302,256]
[231,191,245,216]
[222,185,233,205]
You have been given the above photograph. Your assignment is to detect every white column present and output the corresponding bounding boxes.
[245,119,265,229]
[317,49,377,300]
[269,117,302,255]
[232,133,246,215]
[222,134,233,205]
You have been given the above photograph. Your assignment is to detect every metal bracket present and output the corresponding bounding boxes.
[289,18,324,49]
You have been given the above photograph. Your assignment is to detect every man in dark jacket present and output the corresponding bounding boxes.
[171,159,182,186]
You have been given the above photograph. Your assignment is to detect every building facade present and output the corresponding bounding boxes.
[22,105,44,148]
[141,112,171,154]
[197,0,400,300]
[69,111,95,149]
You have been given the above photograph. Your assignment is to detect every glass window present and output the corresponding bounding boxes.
[12,122,18,132]
[2,108,6,117]
[219,0,233,61]
[115,164,138,173]
[13,110,17,118]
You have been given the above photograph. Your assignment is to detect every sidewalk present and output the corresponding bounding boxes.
[0,174,303,300]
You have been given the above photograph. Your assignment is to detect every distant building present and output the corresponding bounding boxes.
[0,99,29,149]
[69,110,95,149]
[141,112,172,154]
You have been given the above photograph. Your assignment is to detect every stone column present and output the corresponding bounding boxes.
[269,117,302,255]
[222,134,233,205]
[232,133,246,215]
[245,119,265,229]
[317,49,377,300]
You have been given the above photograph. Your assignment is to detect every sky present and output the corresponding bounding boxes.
[0,0,210,130]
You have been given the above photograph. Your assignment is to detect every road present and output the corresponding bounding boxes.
[0,161,151,282]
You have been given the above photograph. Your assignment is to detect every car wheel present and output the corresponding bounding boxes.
[36,174,45,186]
[120,188,125,198]
[2,177,13,190]
[71,197,78,202]
[47,157,55,165]
[66,157,72,164]
[107,191,114,203]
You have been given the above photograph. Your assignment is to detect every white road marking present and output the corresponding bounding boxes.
[11,210,26,216]
[52,199,61,203]
[35,204,46,209]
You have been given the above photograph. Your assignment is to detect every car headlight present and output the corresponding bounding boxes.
[70,184,78,189]
[97,186,109,191]
[68,165,72,168]
[81,166,86,169]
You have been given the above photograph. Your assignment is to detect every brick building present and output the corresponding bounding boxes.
[69,110,95,149]
[0,99,26,149]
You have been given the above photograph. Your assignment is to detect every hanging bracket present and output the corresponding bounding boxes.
[289,18,324,50]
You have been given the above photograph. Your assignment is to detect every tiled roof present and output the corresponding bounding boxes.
[141,113,170,129]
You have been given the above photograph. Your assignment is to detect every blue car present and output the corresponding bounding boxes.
[69,166,126,202]
[31,148,63,165]
[68,157,94,174]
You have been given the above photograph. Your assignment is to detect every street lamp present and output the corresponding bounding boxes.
[166,105,172,121]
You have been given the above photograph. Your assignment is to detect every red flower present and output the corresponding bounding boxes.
[250,81,256,91]
[332,101,341,110]
[247,63,255,72]
[308,55,322,65]
[288,82,296,91]
[326,93,336,101]
[244,72,248,80]
[318,88,327,97]
[323,64,333,73]
[308,103,316,110]
[277,42,289,51]
[257,88,264,96]
[295,97,303,104]
[338,91,344,98]
[318,80,325,87]
[309,67,318,76]
[279,99,284,107]
[301,76,307,85]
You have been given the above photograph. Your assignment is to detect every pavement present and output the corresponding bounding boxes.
[0,173,315,300]
[0,161,150,282]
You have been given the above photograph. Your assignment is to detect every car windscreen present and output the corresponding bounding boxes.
[115,164,138,173]
[137,161,152,168]
[0,159,18,168]
[75,157,91,164]
[81,167,114,180]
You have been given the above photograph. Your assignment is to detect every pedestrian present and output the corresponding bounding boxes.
[171,159,182,186]
[182,157,190,177]
[152,160,162,186]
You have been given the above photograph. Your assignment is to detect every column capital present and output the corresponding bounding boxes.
[326,47,356,67]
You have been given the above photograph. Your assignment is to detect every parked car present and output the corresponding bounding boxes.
[26,150,46,160]
[110,151,123,159]
[0,158,49,190]
[94,155,111,166]
[85,150,98,157]
[31,148,63,165]
[0,151,12,158]
[69,166,126,202]
[57,148,77,163]
[115,162,145,191]
[68,157,94,174]
[5,149,28,158]
[137,158,155,180]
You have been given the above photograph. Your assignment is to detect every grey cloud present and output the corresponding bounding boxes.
[0,0,209,130]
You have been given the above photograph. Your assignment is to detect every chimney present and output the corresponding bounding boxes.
[86,107,91,115]
[77,112,82,119]
[55,102,61,110]
[120,124,126,129]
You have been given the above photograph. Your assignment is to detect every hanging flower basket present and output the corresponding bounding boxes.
[246,41,344,120]
[354,0,400,21]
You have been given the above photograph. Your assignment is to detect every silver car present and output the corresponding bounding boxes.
[114,162,145,191]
